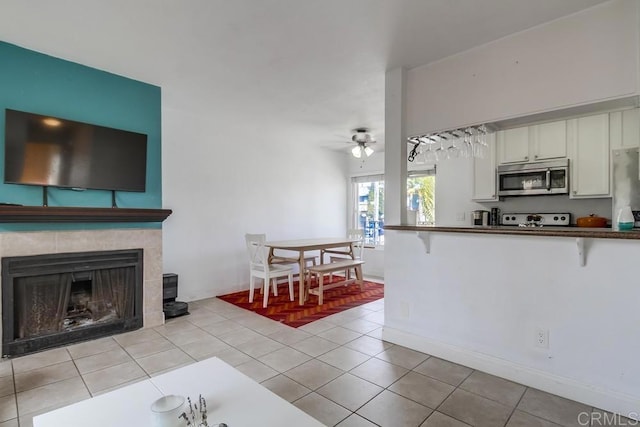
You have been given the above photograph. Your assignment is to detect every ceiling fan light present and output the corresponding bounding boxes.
[351,145,362,158]
[364,146,374,157]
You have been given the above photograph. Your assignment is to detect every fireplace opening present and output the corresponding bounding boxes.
[2,249,143,356]
[63,273,119,330]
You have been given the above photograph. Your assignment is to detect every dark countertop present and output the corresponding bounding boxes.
[384,225,640,240]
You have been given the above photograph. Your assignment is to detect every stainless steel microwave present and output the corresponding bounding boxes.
[497,159,569,196]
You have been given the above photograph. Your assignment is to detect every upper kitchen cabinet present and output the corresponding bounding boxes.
[530,121,567,160]
[497,127,529,164]
[568,113,610,198]
[610,108,640,150]
[472,133,497,201]
[497,120,567,165]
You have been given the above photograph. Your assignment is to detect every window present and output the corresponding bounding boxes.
[352,175,384,245]
[351,169,436,245]
[408,169,436,225]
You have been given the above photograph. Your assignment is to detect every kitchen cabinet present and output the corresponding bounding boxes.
[530,121,567,160]
[610,108,639,150]
[497,127,529,163]
[472,133,497,201]
[497,120,567,164]
[568,113,610,198]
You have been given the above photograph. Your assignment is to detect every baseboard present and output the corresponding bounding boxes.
[382,326,640,419]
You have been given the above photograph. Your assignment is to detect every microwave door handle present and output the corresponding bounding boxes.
[546,169,551,191]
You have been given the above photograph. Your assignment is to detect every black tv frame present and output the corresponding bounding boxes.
[4,109,148,203]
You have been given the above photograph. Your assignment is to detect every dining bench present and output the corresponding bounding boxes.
[306,259,364,304]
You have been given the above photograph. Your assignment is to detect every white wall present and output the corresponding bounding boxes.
[162,108,349,300]
[432,157,481,226]
[405,0,640,136]
[384,230,640,415]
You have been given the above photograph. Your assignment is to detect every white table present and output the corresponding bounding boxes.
[34,357,325,427]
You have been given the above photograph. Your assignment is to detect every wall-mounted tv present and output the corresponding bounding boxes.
[4,109,147,192]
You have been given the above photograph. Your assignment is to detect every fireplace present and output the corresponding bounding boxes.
[2,249,143,356]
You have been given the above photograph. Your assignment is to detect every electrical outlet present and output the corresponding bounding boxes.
[535,328,549,349]
[456,212,466,221]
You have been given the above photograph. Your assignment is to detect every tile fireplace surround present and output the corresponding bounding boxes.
[0,229,164,350]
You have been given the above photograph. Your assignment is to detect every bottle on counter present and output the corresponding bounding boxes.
[616,206,634,230]
[490,207,500,226]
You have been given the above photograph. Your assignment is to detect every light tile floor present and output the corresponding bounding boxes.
[0,297,633,427]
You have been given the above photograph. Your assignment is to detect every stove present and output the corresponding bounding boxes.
[501,213,571,227]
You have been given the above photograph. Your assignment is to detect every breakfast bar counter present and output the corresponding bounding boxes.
[381,226,640,417]
[384,224,640,240]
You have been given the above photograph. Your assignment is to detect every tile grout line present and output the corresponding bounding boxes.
[10,359,18,427]
[503,386,530,427]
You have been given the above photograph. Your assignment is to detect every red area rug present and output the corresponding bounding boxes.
[217,278,384,328]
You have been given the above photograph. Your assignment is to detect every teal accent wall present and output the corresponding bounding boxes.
[0,41,162,231]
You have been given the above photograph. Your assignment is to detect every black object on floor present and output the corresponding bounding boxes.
[163,273,189,318]
[163,301,189,318]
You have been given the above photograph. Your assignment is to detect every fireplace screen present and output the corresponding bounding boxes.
[14,267,135,339]
[2,249,143,356]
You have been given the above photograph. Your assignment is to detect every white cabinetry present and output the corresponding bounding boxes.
[497,120,567,165]
[568,113,610,198]
[472,133,497,201]
[610,108,640,149]
[497,127,529,164]
[530,121,567,160]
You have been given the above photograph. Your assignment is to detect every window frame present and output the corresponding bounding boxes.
[407,167,436,225]
[349,167,436,245]
[350,174,385,247]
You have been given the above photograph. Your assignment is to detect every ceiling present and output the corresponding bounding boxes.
[0,0,609,153]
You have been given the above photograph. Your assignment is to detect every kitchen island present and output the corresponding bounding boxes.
[382,225,640,417]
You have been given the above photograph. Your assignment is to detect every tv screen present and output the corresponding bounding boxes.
[4,109,147,192]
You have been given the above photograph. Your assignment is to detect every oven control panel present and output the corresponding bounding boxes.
[501,213,571,227]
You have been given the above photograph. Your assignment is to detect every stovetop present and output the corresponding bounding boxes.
[501,213,571,227]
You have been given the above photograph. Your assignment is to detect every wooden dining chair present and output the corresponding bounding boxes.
[245,233,294,308]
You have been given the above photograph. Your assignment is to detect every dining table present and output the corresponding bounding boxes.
[265,237,360,305]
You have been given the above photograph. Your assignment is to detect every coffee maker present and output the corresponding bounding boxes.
[472,210,489,226]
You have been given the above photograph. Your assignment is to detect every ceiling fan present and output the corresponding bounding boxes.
[350,128,376,158]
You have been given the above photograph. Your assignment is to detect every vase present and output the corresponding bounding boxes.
[616,206,635,231]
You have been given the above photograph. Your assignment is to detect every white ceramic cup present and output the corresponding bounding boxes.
[150,394,186,427]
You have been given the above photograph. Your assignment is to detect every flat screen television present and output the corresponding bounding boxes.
[4,109,147,192]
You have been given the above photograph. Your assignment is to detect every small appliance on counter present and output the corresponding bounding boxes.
[490,207,500,226]
[612,148,640,229]
[472,210,489,226]
[162,273,189,318]
[501,212,571,227]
